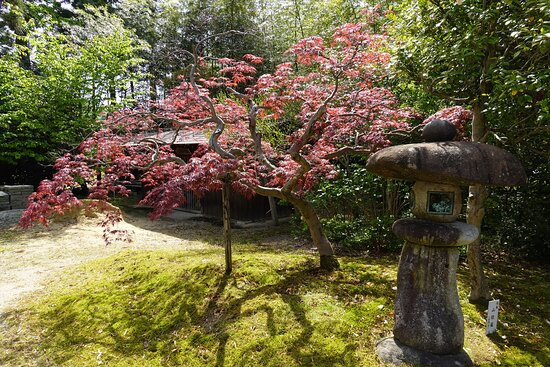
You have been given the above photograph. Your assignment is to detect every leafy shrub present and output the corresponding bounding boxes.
[323,215,401,254]
[292,163,410,253]
[292,213,401,254]
[309,164,410,219]
[484,187,550,260]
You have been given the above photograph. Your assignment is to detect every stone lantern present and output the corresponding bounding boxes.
[366,120,526,367]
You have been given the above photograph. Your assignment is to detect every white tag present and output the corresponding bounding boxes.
[486,299,500,335]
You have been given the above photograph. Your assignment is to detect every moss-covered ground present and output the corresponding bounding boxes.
[0,223,548,367]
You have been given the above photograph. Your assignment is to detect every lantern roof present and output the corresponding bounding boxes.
[366,141,526,186]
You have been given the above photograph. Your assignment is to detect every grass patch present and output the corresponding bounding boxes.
[1,247,548,367]
[0,229,20,245]
[0,229,21,251]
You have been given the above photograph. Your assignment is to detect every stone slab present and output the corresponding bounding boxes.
[0,191,10,210]
[376,337,473,367]
[9,202,29,209]
[0,185,34,193]
[366,142,526,186]
[9,195,29,201]
[393,219,479,247]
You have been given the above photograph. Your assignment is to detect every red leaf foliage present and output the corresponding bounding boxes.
[21,22,468,237]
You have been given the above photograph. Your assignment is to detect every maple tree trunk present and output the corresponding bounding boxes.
[466,103,490,302]
[268,196,279,226]
[222,180,232,274]
[288,195,339,270]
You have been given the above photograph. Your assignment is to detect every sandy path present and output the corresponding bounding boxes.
[0,210,218,313]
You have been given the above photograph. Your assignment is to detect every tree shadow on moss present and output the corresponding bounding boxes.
[457,260,550,367]
[196,258,394,367]
[0,252,398,366]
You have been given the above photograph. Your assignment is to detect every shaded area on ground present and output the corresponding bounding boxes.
[1,247,548,366]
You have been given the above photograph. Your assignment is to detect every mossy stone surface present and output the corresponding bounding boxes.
[393,242,465,355]
[366,142,526,186]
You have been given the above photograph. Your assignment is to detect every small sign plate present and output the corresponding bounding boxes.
[486,299,500,335]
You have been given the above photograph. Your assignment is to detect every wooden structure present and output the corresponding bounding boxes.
[199,190,290,221]
[134,130,291,221]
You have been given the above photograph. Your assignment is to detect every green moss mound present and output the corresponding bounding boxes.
[1,249,548,367]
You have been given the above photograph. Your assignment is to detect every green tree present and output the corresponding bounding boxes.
[391,0,549,301]
[0,6,143,166]
[0,0,33,68]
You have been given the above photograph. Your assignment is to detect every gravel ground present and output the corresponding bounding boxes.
[0,211,217,313]
[0,209,294,314]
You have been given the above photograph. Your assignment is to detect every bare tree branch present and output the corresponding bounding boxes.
[283,74,341,193]
[282,153,311,193]
[323,146,372,159]
[227,87,277,171]
[248,102,277,171]
[188,46,236,159]
[251,184,286,200]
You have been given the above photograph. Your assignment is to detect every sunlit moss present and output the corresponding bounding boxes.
[0,248,548,367]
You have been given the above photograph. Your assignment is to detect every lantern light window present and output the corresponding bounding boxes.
[427,191,454,215]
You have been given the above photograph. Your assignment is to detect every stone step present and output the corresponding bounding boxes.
[0,185,34,195]
[0,188,33,211]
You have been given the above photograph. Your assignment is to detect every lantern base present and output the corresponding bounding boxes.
[376,336,473,367]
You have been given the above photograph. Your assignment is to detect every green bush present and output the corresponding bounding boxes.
[321,215,402,254]
[292,163,410,253]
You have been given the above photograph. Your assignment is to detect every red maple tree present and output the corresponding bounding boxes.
[21,23,430,269]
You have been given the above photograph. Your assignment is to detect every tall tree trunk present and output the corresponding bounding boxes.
[293,0,305,39]
[4,0,31,69]
[466,102,490,302]
[150,79,157,103]
[109,87,116,104]
[130,80,135,100]
[288,195,339,270]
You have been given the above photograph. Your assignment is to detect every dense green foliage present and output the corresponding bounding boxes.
[0,5,142,165]
[391,0,549,117]
[390,0,550,258]
[296,165,408,253]
[485,174,550,260]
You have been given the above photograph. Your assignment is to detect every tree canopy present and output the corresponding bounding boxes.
[1,0,547,270]
[390,0,550,299]
[20,22,441,269]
